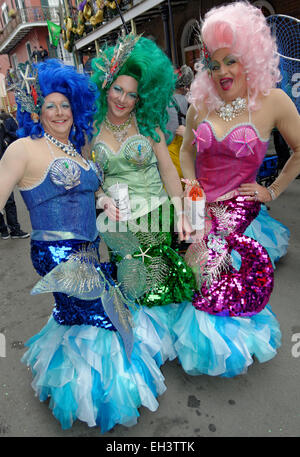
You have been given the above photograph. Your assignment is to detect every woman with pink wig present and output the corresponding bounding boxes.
[172,1,300,377]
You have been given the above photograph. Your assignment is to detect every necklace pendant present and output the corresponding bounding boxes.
[104,113,133,143]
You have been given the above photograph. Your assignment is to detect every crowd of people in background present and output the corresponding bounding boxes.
[0,108,29,239]
[31,45,49,63]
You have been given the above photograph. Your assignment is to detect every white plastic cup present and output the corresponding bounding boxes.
[185,196,206,231]
[108,182,132,221]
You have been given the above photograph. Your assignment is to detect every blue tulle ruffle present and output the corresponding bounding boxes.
[22,316,166,433]
[172,302,281,377]
[131,303,184,366]
[232,205,290,268]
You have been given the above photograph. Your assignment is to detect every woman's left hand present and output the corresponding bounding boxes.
[176,213,192,241]
[238,182,272,203]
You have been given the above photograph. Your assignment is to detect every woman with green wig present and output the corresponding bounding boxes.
[91,34,196,366]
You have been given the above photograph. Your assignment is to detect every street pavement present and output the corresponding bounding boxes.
[0,178,299,438]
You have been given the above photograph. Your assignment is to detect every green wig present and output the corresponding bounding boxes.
[91,36,176,142]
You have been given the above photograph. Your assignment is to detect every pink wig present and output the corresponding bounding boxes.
[188,1,281,112]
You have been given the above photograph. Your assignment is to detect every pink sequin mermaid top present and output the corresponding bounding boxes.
[193,121,269,202]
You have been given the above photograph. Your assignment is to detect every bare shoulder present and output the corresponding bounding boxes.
[266,88,294,107]
[0,137,34,188]
[186,104,207,128]
[5,137,31,159]
[260,88,298,125]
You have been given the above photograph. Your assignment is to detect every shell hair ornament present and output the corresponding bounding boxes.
[14,62,44,123]
[94,31,142,88]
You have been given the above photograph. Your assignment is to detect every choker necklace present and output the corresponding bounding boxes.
[104,113,133,143]
[215,97,247,122]
[44,132,78,157]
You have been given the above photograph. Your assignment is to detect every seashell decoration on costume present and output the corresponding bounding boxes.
[50,159,81,190]
[192,122,213,153]
[227,126,259,158]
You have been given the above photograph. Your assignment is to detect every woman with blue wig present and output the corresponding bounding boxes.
[0,59,168,432]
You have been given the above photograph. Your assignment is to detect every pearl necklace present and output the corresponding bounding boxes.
[104,113,133,143]
[44,132,78,157]
[215,97,247,122]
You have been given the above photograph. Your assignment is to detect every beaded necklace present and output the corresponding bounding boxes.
[103,113,133,143]
[44,132,88,167]
[44,132,78,157]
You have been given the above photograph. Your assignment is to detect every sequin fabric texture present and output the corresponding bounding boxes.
[107,207,197,307]
[31,238,116,330]
[186,196,274,317]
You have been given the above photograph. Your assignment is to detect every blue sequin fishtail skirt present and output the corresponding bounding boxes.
[21,238,166,433]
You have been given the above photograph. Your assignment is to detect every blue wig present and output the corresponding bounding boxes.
[16,59,98,152]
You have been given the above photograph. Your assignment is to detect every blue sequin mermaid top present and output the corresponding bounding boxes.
[19,158,102,241]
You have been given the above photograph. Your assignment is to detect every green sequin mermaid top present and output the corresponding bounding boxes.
[92,133,168,220]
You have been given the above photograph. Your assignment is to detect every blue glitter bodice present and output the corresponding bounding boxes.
[20,158,101,241]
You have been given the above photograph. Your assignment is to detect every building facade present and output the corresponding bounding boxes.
[0,0,299,110]
[0,0,74,109]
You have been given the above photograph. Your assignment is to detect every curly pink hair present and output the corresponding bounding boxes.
[188,1,281,112]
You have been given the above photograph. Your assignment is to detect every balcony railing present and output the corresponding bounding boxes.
[0,7,59,48]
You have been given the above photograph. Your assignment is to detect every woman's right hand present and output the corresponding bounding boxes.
[96,194,120,221]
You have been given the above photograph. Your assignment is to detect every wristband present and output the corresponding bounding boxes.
[267,187,276,201]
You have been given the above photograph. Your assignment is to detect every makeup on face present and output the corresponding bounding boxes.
[111,84,138,101]
[210,48,247,101]
[44,101,71,111]
[107,75,138,124]
[40,92,73,142]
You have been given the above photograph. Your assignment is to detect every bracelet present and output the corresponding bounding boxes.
[267,187,276,201]
[181,178,200,187]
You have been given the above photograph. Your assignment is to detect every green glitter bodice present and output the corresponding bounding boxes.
[93,134,167,220]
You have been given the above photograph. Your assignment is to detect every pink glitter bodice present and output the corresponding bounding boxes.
[193,121,269,202]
